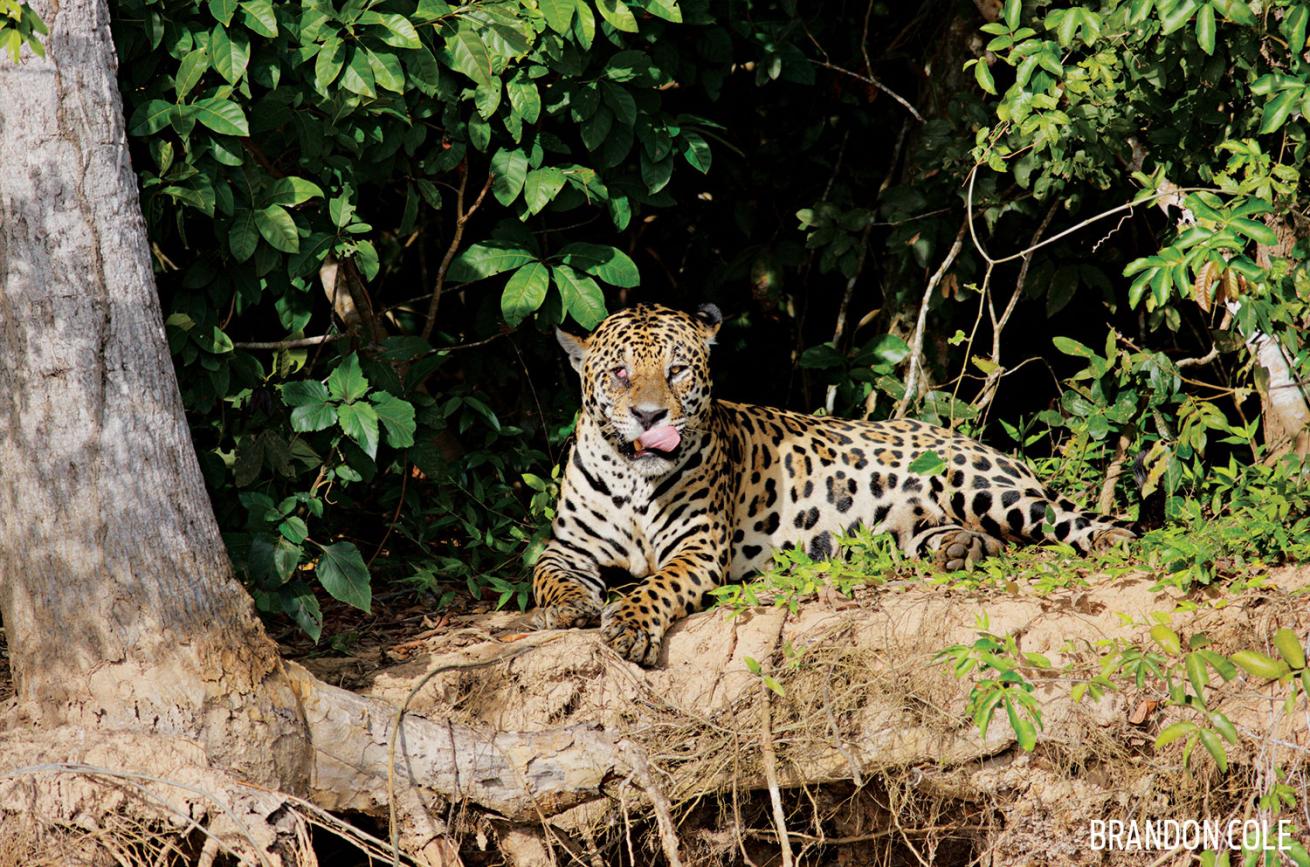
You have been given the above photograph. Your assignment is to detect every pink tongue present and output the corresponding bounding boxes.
[637,424,681,454]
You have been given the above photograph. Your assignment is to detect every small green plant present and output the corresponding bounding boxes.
[935,617,1047,751]
[0,0,45,61]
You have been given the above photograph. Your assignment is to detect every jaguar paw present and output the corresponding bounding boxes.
[600,600,666,667]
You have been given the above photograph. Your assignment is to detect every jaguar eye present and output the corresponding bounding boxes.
[669,365,688,378]
[612,366,629,380]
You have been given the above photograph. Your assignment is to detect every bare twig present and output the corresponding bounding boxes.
[758,675,794,867]
[895,222,968,418]
[973,200,1059,415]
[616,741,685,867]
[421,163,494,341]
[234,333,350,350]
[1176,346,1220,369]
[811,60,924,123]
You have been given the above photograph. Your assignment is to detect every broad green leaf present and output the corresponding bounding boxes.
[1154,721,1197,748]
[360,11,422,49]
[681,130,711,173]
[553,263,607,328]
[1286,4,1309,54]
[283,381,336,431]
[129,99,174,136]
[1160,0,1200,34]
[1274,628,1306,669]
[406,46,440,95]
[596,0,639,32]
[574,0,596,48]
[371,391,416,448]
[975,61,996,96]
[210,25,250,84]
[501,261,550,326]
[558,242,640,287]
[908,450,947,475]
[540,0,575,33]
[229,209,259,262]
[337,401,380,458]
[604,49,651,83]
[448,241,536,281]
[1231,649,1289,680]
[175,48,209,100]
[1003,0,1021,28]
[1229,217,1279,246]
[1150,625,1181,654]
[240,0,278,37]
[1194,2,1215,54]
[316,541,372,612]
[1197,729,1227,772]
[581,107,613,151]
[315,37,345,90]
[254,204,299,253]
[643,0,682,22]
[490,148,529,206]
[366,48,406,93]
[507,77,541,123]
[267,177,325,207]
[640,153,672,194]
[193,97,249,136]
[279,516,308,544]
[341,48,377,98]
[601,81,636,126]
[440,26,493,86]
[281,581,322,642]
[207,0,237,26]
[327,353,370,403]
[524,167,567,214]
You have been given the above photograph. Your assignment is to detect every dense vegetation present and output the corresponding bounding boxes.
[86,0,1310,642]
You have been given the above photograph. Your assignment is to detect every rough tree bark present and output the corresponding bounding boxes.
[0,4,618,863]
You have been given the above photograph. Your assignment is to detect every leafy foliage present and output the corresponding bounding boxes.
[105,0,1310,638]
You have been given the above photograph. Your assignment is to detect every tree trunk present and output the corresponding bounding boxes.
[0,9,621,862]
[0,0,312,790]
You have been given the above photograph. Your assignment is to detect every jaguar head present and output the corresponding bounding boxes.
[557,303,721,477]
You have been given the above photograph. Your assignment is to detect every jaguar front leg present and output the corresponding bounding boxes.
[601,544,725,667]
[530,541,605,630]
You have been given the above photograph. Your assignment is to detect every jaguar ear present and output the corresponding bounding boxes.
[556,328,589,372]
[694,303,722,344]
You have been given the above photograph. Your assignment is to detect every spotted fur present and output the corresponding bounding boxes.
[532,304,1134,665]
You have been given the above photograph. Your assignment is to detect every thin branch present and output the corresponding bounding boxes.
[615,741,685,867]
[811,60,924,123]
[233,333,350,350]
[421,163,494,342]
[895,221,968,419]
[758,673,794,867]
[964,167,1222,266]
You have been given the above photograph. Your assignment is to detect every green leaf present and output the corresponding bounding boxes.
[507,77,541,123]
[229,210,259,262]
[1209,711,1238,745]
[279,516,308,544]
[501,261,550,326]
[1286,4,1309,55]
[207,0,237,26]
[366,48,406,94]
[316,541,372,613]
[908,450,947,475]
[327,353,370,403]
[314,37,346,90]
[1150,625,1182,655]
[524,167,567,215]
[490,148,529,206]
[240,0,278,37]
[553,263,608,328]
[1161,0,1200,34]
[1154,721,1197,748]
[1260,89,1299,135]
[1273,628,1306,669]
[540,0,575,33]
[574,0,596,48]
[129,99,174,136]
[1231,649,1290,680]
[440,26,493,86]
[210,25,250,84]
[267,176,325,207]
[1052,336,1094,358]
[254,205,299,253]
[337,401,380,458]
[681,130,711,173]
[1198,729,1228,772]
[370,391,416,448]
[175,48,209,100]
[1186,652,1209,703]
[1229,217,1279,246]
[448,241,537,282]
[640,153,673,194]
[1194,2,1215,54]
[283,381,336,431]
[193,97,249,136]
[282,581,322,642]
[361,11,422,49]
[558,242,640,287]
[596,0,639,32]
[643,0,682,22]
[974,59,997,95]
[341,48,376,97]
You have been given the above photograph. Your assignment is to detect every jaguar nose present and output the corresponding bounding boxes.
[631,404,668,430]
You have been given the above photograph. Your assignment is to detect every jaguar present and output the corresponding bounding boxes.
[531,303,1134,666]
